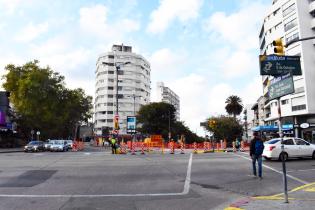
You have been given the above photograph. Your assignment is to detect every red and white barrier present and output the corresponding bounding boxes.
[141,142,145,155]
[170,142,175,154]
[180,142,184,154]
[193,142,197,154]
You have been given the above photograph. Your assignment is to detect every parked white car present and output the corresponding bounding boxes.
[50,140,68,152]
[262,137,315,161]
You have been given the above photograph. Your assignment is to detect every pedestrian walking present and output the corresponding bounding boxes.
[250,132,264,179]
[110,137,117,154]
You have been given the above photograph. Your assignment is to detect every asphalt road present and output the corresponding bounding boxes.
[0,149,314,210]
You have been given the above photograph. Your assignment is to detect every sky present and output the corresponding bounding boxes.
[0,0,271,135]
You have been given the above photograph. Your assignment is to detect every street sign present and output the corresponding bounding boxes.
[126,116,136,134]
[268,73,295,100]
[259,55,301,76]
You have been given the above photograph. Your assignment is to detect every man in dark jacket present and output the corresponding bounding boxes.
[250,132,264,179]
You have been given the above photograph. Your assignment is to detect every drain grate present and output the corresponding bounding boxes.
[0,170,57,187]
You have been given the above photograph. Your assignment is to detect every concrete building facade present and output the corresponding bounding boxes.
[94,45,151,135]
[258,0,315,141]
[156,82,180,120]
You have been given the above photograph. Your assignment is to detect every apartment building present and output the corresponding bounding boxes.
[94,45,151,135]
[258,0,315,141]
[156,82,180,120]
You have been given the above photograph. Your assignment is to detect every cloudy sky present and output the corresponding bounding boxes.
[0,0,271,135]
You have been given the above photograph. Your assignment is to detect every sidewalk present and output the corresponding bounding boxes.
[224,182,315,210]
[0,147,24,153]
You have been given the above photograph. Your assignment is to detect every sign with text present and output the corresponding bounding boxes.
[127,116,136,134]
[268,73,295,100]
[259,55,301,76]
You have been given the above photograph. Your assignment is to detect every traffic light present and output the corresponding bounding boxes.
[114,115,119,130]
[208,120,216,128]
[272,38,284,55]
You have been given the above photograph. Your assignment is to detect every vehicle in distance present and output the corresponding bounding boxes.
[262,137,315,161]
[24,141,45,152]
[64,140,73,150]
[50,140,69,152]
[44,139,55,151]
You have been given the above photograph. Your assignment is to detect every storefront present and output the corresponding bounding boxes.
[252,124,294,141]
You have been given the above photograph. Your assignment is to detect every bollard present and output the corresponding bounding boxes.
[240,141,245,152]
[141,142,145,155]
[131,142,136,155]
[121,142,127,154]
[170,141,175,154]
[180,142,185,154]
[193,142,197,154]
[204,141,207,153]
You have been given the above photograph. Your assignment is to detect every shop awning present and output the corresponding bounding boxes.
[252,124,293,132]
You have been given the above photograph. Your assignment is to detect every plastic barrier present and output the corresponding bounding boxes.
[141,142,145,155]
[180,142,185,154]
[193,142,197,154]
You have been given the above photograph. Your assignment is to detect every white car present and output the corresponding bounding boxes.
[262,137,315,161]
[50,140,68,152]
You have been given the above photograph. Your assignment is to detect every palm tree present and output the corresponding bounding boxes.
[225,95,243,118]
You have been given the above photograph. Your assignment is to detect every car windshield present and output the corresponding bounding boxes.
[53,140,64,145]
[265,139,281,144]
[28,141,39,145]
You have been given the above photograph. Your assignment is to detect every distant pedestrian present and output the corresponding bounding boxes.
[110,137,117,154]
[250,132,264,179]
[235,138,240,151]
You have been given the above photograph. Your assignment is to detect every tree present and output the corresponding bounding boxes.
[137,102,203,142]
[137,102,176,138]
[225,95,243,118]
[2,60,92,140]
[202,115,243,144]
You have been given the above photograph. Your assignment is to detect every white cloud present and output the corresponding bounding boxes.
[79,4,140,40]
[204,2,268,50]
[147,0,203,34]
[203,1,268,79]
[240,76,263,106]
[15,22,49,42]
[149,48,188,82]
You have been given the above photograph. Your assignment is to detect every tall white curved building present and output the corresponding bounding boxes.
[94,45,151,135]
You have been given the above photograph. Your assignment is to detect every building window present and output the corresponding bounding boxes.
[107,119,113,123]
[284,19,297,32]
[108,71,115,74]
[107,111,113,114]
[108,79,114,82]
[108,94,114,98]
[108,55,114,59]
[283,4,295,17]
[292,104,306,111]
[108,86,114,90]
[281,99,289,105]
[286,32,299,44]
[107,103,114,106]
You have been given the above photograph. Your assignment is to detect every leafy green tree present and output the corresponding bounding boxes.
[137,102,202,142]
[225,95,243,118]
[2,60,92,140]
[137,102,176,137]
[202,115,243,143]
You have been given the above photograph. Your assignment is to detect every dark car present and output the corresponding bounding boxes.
[24,141,45,152]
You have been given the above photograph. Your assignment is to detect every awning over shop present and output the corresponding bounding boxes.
[252,124,293,132]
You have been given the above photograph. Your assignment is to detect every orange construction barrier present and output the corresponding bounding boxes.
[141,142,145,155]
[193,142,197,154]
[180,142,184,154]
[170,141,175,154]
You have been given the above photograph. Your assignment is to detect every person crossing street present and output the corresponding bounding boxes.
[250,132,264,180]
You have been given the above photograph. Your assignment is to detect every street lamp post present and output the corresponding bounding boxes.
[102,61,130,133]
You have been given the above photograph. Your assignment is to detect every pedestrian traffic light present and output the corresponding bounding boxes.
[272,38,284,55]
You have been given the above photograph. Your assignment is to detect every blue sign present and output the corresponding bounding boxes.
[259,55,302,75]
[127,116,136,133]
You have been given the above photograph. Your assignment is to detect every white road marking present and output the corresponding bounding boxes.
[235,154,309,185]
[287,168,315,173]
[84,152,91,155]
[0,154,193,198]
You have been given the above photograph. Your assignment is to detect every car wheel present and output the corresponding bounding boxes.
[312,151,315,160]
[279,152,288,161]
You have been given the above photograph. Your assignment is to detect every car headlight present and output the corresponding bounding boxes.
[33,146,38,149]
[24,146,28,149]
